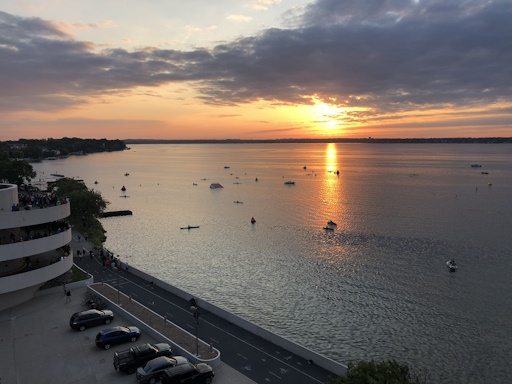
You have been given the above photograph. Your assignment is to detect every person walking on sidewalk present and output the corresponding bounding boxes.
[65,290,71,304]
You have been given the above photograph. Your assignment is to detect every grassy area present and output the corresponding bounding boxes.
[70,265,89,282]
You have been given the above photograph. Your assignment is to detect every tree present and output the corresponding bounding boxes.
[329,359,429,384]
[50,178,109,245]
[0,159,36,186]
[50,178,108,220]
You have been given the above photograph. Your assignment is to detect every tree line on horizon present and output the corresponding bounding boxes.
[0,137,126,160]
[124,137,512,144]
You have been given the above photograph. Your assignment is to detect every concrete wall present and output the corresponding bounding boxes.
[0,228,72,262]
[0,254,74,295]
[0,184,18,213]
[127,265,347,376]
[0,203,70,230]
[88,283,221,368]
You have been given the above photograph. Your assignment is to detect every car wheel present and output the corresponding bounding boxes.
[204,377,212,384]
[104,344,111,350]
[127,367,135,374]
[79,325,86,331]
[130,336,138,342]
[149,377,156,384]
[105,318,111,324]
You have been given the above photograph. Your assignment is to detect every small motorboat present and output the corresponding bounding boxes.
[125,172,130,176]
[121,186,126,192]
[255,177,258,182]
[192,183,198,186]
[470,164,482,168]
[251,217,256,224]
[94,180,98,184]
[323,227,334,231]
[284,181,295,185]
[224,165,230,169]
[327,220,337,226]
[234,201,243,204]
[180,225,199,230]
[446,259,458,271]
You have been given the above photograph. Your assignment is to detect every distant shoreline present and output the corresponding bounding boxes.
[124,137,512,144]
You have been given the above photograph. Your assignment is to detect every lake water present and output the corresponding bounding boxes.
[32,143,512,383]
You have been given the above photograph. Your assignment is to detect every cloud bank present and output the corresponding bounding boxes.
[1,0,511,122]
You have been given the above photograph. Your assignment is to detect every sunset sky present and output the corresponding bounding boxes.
[1,0,511,140]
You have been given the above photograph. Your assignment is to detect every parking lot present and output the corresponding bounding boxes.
[0,286,255,384]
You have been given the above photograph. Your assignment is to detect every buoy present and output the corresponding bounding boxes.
[251,217,256,224]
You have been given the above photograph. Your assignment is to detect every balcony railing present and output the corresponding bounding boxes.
[0,228,72,262]
[0,203,70,230]
[0,254,73,294]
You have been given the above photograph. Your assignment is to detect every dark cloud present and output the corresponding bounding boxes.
[0,1,511,124]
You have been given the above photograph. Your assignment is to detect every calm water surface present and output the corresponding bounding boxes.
[33,144,512,383]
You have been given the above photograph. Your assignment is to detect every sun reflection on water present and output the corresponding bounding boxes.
[319,143,346,233]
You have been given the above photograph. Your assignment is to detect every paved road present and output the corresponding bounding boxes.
[73,233,339,384]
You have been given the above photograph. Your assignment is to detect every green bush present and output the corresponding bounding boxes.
[329,359,429,384]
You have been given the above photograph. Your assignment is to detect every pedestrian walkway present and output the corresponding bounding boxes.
[71,230,340,384]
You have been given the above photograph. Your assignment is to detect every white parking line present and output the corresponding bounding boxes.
[269,371,282,379]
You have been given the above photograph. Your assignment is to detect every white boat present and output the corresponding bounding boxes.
[446,259,458,271]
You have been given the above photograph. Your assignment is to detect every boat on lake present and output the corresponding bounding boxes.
[125,172,130,176]
[470,164,482,168]
[446,259,458,271]
[284,181,295,185]
[323,227,334,231]
[121,186,126,191]
[180,225,199,230]
[234,201,243,204]
[327,220,337,226]
[210,183,223,189]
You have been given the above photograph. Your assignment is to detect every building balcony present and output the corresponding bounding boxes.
[0,228,72,262]
[0,203,71,230]
[0,254,73,295]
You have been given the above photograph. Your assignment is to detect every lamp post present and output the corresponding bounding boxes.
[189,298,199,356]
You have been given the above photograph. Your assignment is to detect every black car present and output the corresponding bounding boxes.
[160,362,214,384]
[69,309,114,331]
[95,326,141,350]
[136,356,190,384]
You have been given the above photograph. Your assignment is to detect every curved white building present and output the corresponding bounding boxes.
[0,183,73,311]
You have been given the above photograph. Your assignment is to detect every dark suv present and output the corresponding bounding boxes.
[95,326,141,350]
[69,309,114,331]
[160,362,214,384]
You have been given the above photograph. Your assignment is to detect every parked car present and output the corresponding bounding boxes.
[136,355,189,384]
[114,342,173,374]
[95,326,141,350]
[69,309,114,331]
[161,362,214,384]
